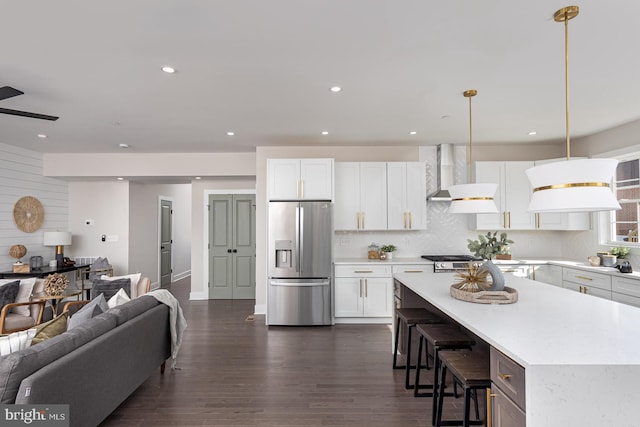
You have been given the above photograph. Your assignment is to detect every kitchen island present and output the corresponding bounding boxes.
[394,271,640,427]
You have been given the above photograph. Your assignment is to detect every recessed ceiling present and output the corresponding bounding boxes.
[1,1,639,154]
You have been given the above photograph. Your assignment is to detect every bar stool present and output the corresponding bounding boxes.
[413,324,475,403]
[392,308,443,389]
[435,350,491,427]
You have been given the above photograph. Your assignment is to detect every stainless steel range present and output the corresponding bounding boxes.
[421,255,482,273]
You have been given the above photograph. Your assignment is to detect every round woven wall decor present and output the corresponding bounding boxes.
[13,196,45,233]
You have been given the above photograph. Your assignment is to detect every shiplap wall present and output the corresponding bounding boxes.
[0,143,68,271]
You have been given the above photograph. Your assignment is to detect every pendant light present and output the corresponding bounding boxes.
[448,89,498,214]
[526,6,621,213]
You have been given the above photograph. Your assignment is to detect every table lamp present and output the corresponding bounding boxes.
[43,231,72,266]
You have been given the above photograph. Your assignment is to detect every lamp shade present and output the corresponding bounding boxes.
[43,231,72,246]
[447,183,499,214]
[526,159,621,213]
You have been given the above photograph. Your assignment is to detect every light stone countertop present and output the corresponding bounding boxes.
[394,272,640,427]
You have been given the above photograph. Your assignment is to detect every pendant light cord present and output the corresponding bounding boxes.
[564,10,571,160]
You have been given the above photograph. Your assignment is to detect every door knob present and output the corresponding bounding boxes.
[161,246,165,249]
[227,249,232,253]
[233,249,238,253]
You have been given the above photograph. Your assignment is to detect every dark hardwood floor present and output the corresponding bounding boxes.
[102,277,469,426]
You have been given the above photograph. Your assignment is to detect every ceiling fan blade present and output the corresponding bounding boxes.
[0,86,24,101]
[0,107,59,121]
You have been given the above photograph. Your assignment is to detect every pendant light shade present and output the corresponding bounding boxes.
[447,89,499,214]
[526,6,620,213]
[526,158,620,212]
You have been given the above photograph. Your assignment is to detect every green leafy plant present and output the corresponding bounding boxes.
[380,244,397,253]
[610,246,630,259]
[467,231,513,260]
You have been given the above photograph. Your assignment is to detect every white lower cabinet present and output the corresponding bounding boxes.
[562,267,611,300]
[533,264,563,287]
[497,265,532,279]
[612,276,640,308]
[334,264,392,322]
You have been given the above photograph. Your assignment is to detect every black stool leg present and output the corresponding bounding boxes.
[435,364,448,427]
[414,335,434,397]
[473,389,480,420]
[405,324,414,389]
[393,315,402,369]
[463,387,472,427]
[431,347,441,425]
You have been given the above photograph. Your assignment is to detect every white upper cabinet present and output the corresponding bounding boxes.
[475,161,535,230]
[268,158,333,200]
[334,162,387,230]
[387,162,427,230]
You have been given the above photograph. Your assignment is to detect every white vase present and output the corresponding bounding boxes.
[385,252,393,260]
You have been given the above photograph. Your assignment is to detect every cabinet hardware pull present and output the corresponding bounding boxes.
[503,211,507,228]
[409,212,413,228]
[362,212,365,229]
[486,388,496,427]
[296,180,300,199]
[508,211,511,228]
[501,269,518,273]
[583,286,588,294]
[404,270,424,273]
[498,372,512,381]
[575,275,593,281]
[354,270,373,273]
[536,213,540,229]
[404,212,407,229]
[365,279,368,298]
[579,285,583,293]
[356,212,361,229]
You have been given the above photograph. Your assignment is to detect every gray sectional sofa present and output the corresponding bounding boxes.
[0,295,171,427]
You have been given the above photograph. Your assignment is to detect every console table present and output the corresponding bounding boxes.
[0,264,91,298]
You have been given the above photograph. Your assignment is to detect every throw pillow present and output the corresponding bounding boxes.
[0,281,20,311]
[67,294,107,330]
[89,257,111,280]
[1,277,36,317]
[31,312,69,345]
[91,278,131,300]
[0,328,36,356]
[100,273,141,298]
[107,288,131,309]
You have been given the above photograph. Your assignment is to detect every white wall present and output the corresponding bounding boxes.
[67,181,130,274]
[129,182,191,285]
[0,143,68,271]
[190,177,256,300]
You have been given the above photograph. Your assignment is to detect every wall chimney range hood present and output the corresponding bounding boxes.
[427,144,455,201]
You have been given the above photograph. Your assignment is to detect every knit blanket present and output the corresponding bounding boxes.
[147,289,187,369]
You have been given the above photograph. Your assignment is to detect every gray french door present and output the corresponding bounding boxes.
[209,194,256,299]
[160,199,172,287]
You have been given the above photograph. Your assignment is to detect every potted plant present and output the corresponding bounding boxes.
[467,231,513,260]
[380,244,397,260]
[610,246,630,266]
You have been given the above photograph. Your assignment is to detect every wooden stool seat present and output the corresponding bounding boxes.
[414,324,475,402]
[393,308,443,389]
[436,351,491,427]
[396,308,442,324]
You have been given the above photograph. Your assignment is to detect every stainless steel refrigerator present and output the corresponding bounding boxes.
[268,201,332,325]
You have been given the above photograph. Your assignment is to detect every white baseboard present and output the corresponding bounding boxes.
[173,270,191,281]
[254,304,266,315]
[150,281,160,291]
[189,291,209,300]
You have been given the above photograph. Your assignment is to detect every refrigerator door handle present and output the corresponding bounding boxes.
[295,206,300,272]
[270,280,330,287]
[299,205,305,273]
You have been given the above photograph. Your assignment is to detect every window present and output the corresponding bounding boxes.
[611,158,640,243]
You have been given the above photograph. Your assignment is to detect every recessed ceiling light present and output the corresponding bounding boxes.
[161,66,176,73]
[118,143,129,148]
[226,131,235,136]
[321,131,329,135]
[441,115,450,120]
[117,177,124,181]
[195,177,201,180]
[330,86,342,93]
[409,131,417,135]
[528,131,537,136]
[37,134,47,139]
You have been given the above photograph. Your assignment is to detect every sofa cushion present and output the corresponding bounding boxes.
[67,294,108,331]
[101,273,141,298]
[31,313,68,345]
[0,311,117,403]
[107,288,130,308]
[91,278,131,300]
[0,329,36,356]
[0,281,20,310]
[107,295,158,326]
